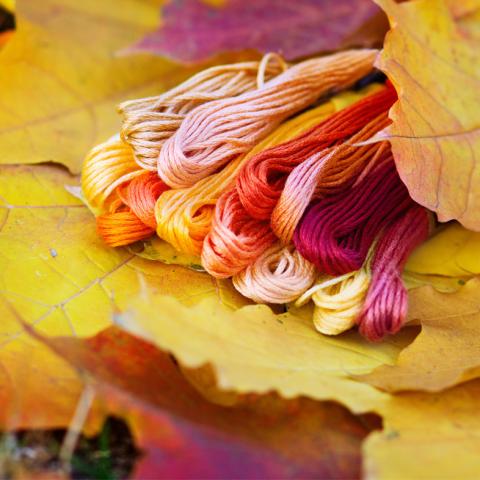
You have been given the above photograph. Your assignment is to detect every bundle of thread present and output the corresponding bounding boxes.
[81,50,432,342]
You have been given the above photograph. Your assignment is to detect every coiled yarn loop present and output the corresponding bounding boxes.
[233,244,317,304]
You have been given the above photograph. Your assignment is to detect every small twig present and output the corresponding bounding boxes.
[59,382,96,474]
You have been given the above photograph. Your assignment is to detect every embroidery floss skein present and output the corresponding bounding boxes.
[79,48,436,344]
[293,157,412,275]
[199,90,386,276]
[357,205,431,341]
[82,135,143,212]
[154,100,339,256]
[96,172,168,246]
[96,210,154,247]
[157,49,378,188]
[201,189,276,278]
[236,83,396,221]
[315,270,371,336]
[119,56,287,170]
[232,243,317,304]
[272,114,393,244]
[295,266,370,336]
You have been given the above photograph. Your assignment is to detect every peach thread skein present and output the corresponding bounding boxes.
[157,49,378,188]
[232,243,317,304]
[119,55,286,171]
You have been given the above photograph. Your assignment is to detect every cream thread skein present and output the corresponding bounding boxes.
[119,56,286,170]
[295,268,370,336]
[157,49,378,188]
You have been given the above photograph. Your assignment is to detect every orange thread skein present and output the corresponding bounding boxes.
[235,83,396,221]
[201,189,276,278]
[96,211,154,247]
[97,172,169,247]
[271,114,392,244]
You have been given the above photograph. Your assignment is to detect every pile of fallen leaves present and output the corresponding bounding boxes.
[0,0,479,478]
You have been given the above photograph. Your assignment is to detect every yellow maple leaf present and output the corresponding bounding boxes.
[5,162,467,432]
[117,292,418,414]
[0,0,14,12]
[0,163,247,430]
[406,222,480,277]
[2,137,473,432]
[359,278,480,392]
[0,0,189,173]
[375,0,480,230]
[363,379,480,479]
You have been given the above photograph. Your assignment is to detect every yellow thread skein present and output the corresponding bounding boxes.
[82,135,143,212]
[295,264,371,336]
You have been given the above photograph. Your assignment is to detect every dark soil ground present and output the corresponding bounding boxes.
[0,417,141,479]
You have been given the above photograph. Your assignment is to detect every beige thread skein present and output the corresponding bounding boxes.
[119,56,287,170]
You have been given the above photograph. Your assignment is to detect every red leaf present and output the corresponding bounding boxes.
[36,326,375,479]
[129,0,386,63]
